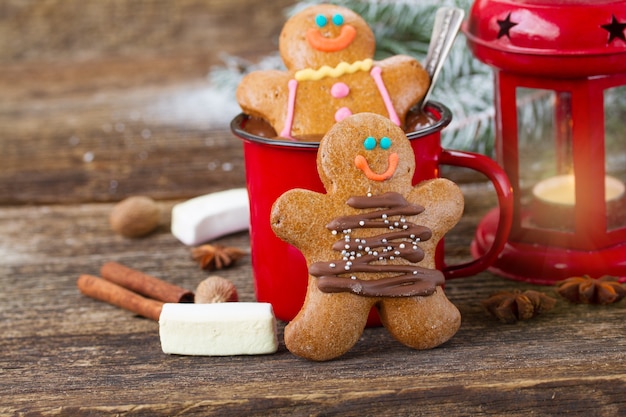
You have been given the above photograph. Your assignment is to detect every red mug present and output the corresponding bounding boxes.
[231,102,513,323]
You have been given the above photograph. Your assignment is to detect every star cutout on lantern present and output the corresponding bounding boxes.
[601,15,626,44]
[497,13,518,39]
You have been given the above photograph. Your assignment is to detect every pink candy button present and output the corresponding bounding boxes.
[331,82,350,98]
[335,107,352,122]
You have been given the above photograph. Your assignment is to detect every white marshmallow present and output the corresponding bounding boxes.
[171,188,250,246]
[159,302,278,356]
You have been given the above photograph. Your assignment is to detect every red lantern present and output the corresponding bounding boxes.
[464,0,626,283]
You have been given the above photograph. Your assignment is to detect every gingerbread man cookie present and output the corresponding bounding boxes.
[236,4,429,140]
[271,112,463,361]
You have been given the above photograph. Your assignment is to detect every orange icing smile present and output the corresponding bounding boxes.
[306,25,357,52]
[354,153,399,181]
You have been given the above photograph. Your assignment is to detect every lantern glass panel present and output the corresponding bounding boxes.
[516,87,574,232]
[604,85,626,231]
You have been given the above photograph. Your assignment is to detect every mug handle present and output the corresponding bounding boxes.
[439,149,514,279]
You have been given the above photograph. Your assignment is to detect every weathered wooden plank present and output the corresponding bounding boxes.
[1,189,625,415]
[0,120,247,204]
[0,0,293,66]
[0,0,295,205]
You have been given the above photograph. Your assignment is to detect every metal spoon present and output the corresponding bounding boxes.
[420,7,466,110]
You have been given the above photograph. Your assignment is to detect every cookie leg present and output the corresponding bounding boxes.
[378,287,461,350]
[284,283,373,361]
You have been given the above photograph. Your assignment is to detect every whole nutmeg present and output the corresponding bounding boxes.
[109,196,161,238]
[195,276,238,303]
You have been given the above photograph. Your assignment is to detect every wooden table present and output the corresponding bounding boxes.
[2,1,626,415]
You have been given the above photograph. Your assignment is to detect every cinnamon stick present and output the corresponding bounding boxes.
[77,274,163,321]
[100,262,194,303]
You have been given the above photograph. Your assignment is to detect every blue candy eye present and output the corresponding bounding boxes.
[332,13,344,26]
[315,14,328,28]
[380,136,392,150]
[364,136,377,150]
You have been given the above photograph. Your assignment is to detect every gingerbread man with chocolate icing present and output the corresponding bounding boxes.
[271,112,463,361]
[236,4,429,140]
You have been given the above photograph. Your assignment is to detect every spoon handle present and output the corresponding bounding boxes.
[421,7,465,109]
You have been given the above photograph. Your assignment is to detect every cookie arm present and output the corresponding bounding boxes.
[407,178,464,267]
[270,189,326,248]
[376,55,430,124]
[235,70,291,134]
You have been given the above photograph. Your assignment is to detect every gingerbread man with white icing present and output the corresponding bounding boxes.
[271,112,463,361]
[236,4,429,140]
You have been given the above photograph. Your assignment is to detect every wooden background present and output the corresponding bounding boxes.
[1,0,294,205]
[1,1,626,415]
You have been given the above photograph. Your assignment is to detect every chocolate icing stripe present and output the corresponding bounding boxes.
[327,206,424,231]
[331,245,425,263]
[331,226,431,250]
[316,273,442,297]
[346,192,412,209]
[361,272,444,289]
[310,260,434,276]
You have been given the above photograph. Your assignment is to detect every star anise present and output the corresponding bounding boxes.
[481,289,556,324]
[555,275,626,305]
[191,244,247,270]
